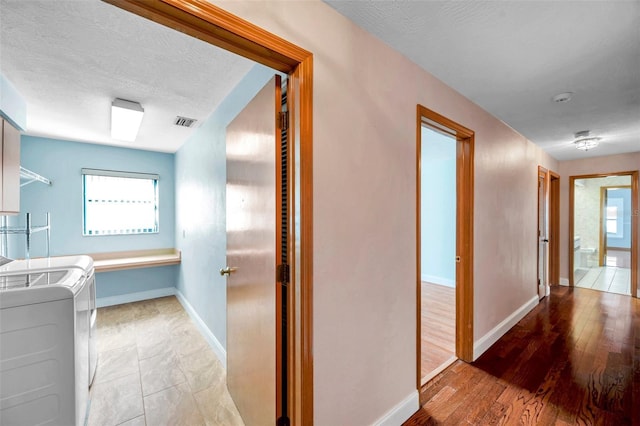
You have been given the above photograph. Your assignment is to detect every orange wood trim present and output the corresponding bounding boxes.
[417,105,474,369]
[549,171,560,286]
[101,1,315,421]
[537,166,549,294]
[631,172,638,298]
[415,105,422,389]
[569,177,575,286]
[569,171,638,180]
[599,187,606,266]
[460,131,475,361]
[296,55,314,424]
[103,0,309,72]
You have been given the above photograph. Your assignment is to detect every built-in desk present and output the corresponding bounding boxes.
[89,248,181,272]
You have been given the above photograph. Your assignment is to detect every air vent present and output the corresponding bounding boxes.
[174,116,197,128]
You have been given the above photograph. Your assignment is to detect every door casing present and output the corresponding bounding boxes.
[538,166,549,299]
[416,105,474,391]
[549,171,560,286]
[538,167,560,295]
[102,1,314,423]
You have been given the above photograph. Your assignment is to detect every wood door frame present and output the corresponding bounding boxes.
[538,166,549,298]
[416,105,474,391]
[102,1,314,423]
[549,171,560,285]
[537,167,560,289]
[569,171,638,298]
[599,185,632,266]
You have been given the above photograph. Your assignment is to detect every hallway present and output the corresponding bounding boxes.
[404,286,639,425]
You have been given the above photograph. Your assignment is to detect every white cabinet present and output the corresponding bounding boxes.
[1,118,20,215]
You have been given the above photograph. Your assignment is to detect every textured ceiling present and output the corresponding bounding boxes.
[0,0,254,153]
[324,0,640,161]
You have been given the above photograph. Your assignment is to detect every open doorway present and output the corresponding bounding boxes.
[570,172,639,297]
[105,3,315,424]
[537,166,560,298]
[419,125,457,383]
[416,105,474,389]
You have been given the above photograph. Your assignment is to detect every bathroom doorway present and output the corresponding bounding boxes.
[570,172,638,297]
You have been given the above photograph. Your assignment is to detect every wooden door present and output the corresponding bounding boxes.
[1,118,21,214]
[537,168,548,299]
[224,75,282,426]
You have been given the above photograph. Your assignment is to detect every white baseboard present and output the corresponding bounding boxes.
[175,290,227,369]
[421,274,455,288]
[559,277,569,286]
[97,287,176,308]
[372,390,420,426]
[473,295,538,360]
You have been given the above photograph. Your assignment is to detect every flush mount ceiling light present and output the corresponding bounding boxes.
[111,98,144,141]
[552,92,573,103]
[574,130,601,151]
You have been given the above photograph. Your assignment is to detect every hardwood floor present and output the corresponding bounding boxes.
[405,286,640,425]
[421,282,456,382]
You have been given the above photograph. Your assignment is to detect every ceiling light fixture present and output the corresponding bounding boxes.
[552,92,573,103]
[111,98,144,141]
[573,130,601,151]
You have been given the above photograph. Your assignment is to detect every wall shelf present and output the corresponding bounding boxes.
[20,166,52,187]
[0,212,51,259]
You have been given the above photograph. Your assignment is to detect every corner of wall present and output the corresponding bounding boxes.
[175,289,226,368]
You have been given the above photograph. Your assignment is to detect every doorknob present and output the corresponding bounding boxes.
[220,266,238,276]
[542,239,549,243]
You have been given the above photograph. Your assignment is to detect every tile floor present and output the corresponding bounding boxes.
[574,266,630,295]
[88,296,245,426]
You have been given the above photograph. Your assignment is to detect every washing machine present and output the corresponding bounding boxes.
[0,255,96,426]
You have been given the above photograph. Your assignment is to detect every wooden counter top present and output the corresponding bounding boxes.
[89,248,181,272]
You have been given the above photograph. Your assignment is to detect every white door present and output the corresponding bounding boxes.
[223,75,283,426]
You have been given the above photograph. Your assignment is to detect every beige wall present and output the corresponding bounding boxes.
[211,1,559,423]
[559,153,640,294]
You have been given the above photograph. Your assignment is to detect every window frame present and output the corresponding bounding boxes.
[81,168,160,237]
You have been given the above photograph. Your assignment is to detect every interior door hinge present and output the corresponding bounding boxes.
[277,263,290,284]
[279,111,289,131]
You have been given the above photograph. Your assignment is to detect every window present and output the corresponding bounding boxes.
[606,205,618,234]
[82,169,159,236]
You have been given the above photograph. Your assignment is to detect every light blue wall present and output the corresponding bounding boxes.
[13,136,176,298]
[607,187,632,249]
[421,127,456,287]
[175,64,276,350]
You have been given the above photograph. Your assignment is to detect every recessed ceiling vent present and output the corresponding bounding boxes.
[174,116,197,128]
